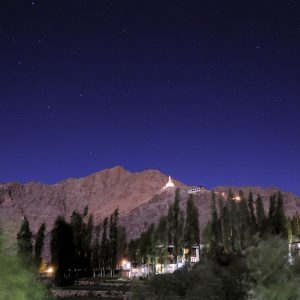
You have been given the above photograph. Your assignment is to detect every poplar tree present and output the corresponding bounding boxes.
[239,191,251,248]
[184,194,200,255]
[91,223,101,272]
[100,217,109,275]
[248,192,256,229]
[256,194,266,232]
[220,201,232,253]
[117,226,127,266]
[70,211,84,271]
[273,192,288,239]
[167,203,174,244]
[230,192,241,252]
[17,217,33,263]
[84,214,93,274]
[34,223,46,269]
[155,216,168,245]
[50,216,74,286]
[173,189,181,262]
[109,208,119,274]
[209,192,222,256]
[268,194,277,234]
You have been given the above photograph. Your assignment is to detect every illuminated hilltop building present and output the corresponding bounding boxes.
[161,175,175,190]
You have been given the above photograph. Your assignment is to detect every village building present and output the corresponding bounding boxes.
[188,186,206,194]
[120,244,202,279]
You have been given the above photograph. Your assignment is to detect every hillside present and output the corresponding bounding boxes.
[0,166,186,252]
[1,166,300,257]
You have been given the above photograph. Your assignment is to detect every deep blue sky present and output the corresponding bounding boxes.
[0,1,299,195]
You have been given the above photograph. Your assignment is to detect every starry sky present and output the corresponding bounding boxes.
[1,1,300,195]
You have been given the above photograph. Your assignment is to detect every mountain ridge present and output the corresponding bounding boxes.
[1,166,300,259]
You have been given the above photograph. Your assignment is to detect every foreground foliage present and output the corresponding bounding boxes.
[0,235,45,300]
[132,236,300,300]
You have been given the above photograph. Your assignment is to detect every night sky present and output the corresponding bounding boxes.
[1,1,299,195]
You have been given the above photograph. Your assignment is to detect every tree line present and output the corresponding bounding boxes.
[127,189,200,267]
[132,191,300,300]
[16,206,125,286]
[206,190,300,257]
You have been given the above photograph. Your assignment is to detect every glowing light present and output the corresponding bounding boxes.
[121,259,131,270]
[233,196,241,201]
[46,267,54,274]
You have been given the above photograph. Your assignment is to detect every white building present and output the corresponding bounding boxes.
[161,175,175,190]
[188,186,206,194]
[120,244,202,279]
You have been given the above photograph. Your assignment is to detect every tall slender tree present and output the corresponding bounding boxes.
[173,189,181,262]
[256,194,266,232]
[273,192,288,239]
[209,192,222,256]
[248,192,256,229]
[91,223,101,274]
[51,216,74,286]
[184,194,200,260]
[100,217,109,276]
[109,208,119,275]
[70,211,84,272]
[34,223,46,269]
[17,216,33,263]
[268,194,277,234]
[239,191,251,248]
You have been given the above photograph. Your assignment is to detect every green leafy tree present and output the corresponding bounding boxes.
[17,217,33,263]
[34,223,46,269]
[246,235,300,300]
[0,234,45,300]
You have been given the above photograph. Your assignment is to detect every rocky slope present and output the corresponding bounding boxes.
[1,166,300,256]
[121,186,300,241]
[0,166,186,252]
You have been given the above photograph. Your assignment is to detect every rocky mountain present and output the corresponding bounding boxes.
[1,166,300,258]
[0,166,186,253]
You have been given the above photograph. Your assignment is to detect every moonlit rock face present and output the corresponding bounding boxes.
[161,175,175,190]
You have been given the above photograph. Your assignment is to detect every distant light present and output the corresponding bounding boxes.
[46,267,54,274]
[121,259,131,270]
[234,196,241,201]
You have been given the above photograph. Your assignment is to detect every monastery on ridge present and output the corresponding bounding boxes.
[161,175,175,190]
